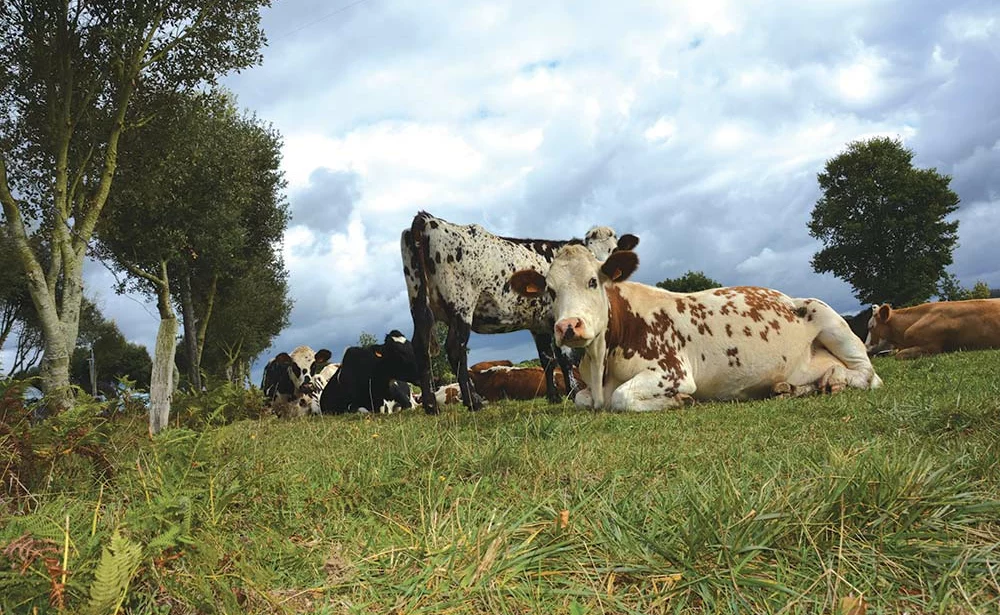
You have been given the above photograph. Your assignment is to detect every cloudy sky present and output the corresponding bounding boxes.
[84,0,1000,379]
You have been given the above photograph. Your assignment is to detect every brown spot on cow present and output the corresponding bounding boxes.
[675,299,686,314]
[605,286,685,382]
[743,326,753,337]
[727,286,799,324]
[725,323,733,337]
[725,347,742,367]
[759,327,769,342]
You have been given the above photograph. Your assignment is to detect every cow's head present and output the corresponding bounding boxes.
[510,245,638,347]
[375,330,420,384]
[285,345,318,393]
[865,304,894,355]
[583,226,640,262]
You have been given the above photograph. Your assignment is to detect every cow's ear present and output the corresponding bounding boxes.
[600,250,638,282]
[510,269,546,298]
[615,234,639,252]
[876,304,892,323]
[275,353,293,364]
[315,349,332,363]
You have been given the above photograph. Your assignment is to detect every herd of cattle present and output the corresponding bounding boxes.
[262,211,1000,417]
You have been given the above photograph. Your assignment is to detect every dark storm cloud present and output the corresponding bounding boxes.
[289,167,361,233]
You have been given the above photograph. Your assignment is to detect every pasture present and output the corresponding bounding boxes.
[3,351,1000,614]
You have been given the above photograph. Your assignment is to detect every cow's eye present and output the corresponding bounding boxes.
[588,277,598,289]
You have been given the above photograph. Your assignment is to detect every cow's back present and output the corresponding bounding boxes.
[408,213,559,333]
[903,299,1000,351]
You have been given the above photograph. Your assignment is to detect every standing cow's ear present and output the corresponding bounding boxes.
[600,250,638,282]
[315,349,333,363]
[876,304,892,323]
[510,269,547,298]
[615,234,639,252]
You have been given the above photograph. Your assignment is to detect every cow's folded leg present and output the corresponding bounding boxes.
[609,372,695,412]
[894,346,933,360]
[772,381,819,398]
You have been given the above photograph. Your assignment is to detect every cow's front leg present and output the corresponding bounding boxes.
[609,370,696,412]
[582,337,607,410]
[894,346,935,360]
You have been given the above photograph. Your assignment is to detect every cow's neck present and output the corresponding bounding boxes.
[885,308,925,345]
[603,284,645,352]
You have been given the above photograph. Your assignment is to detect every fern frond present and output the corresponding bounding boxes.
[86,531,143,615]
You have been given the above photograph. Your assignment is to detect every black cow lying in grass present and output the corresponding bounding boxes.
[319,331,420,414]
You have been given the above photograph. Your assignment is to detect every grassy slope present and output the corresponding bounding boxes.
[4,351,1000,614]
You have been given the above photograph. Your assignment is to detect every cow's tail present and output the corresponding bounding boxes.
[408,211,439,357]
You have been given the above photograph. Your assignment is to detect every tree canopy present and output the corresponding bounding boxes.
[656,271,723,293]
[808,137,960,307]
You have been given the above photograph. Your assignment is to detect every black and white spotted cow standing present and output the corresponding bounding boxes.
[400,211,638,414]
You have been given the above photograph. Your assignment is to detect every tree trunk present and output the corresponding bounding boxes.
[195,273,217,369]
[149,262,177,435]
[179,273,201,391]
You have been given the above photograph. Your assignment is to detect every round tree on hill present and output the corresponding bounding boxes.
[656,271,722,293]
[808,137,960,307]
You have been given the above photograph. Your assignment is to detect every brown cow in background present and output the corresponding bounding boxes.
[866,299,1000,358]
[434,362,585,405]
[470,364,583,402]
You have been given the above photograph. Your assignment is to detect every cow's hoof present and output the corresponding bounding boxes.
[772,382,794,398]
[676,393,695,406]
[424,405,440,415]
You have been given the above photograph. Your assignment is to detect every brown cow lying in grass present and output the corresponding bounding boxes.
[865,299,1000,359]
[434,361,584,405]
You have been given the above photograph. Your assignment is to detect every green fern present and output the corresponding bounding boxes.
[86,531,142,615]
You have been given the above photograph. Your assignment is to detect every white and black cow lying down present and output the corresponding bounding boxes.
[261,346,335,417]
[319,330,421,414]
[401,211,638,414]
[510,246,882,411]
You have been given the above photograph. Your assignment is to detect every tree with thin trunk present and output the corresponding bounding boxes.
[0,0,270,413]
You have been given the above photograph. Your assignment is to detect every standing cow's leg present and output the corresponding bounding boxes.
[532,333,565,403]
[409,300,439,414]
[446,319,482,411]
[553,343,579,400]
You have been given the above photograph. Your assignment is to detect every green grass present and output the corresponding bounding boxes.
[3,350,1000,614]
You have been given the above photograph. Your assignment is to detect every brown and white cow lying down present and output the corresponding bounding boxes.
[510,246,882,411]
[433,363,583,405]
[866,299,1000,359]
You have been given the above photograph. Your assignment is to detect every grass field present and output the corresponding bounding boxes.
[3,350,1000,614]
